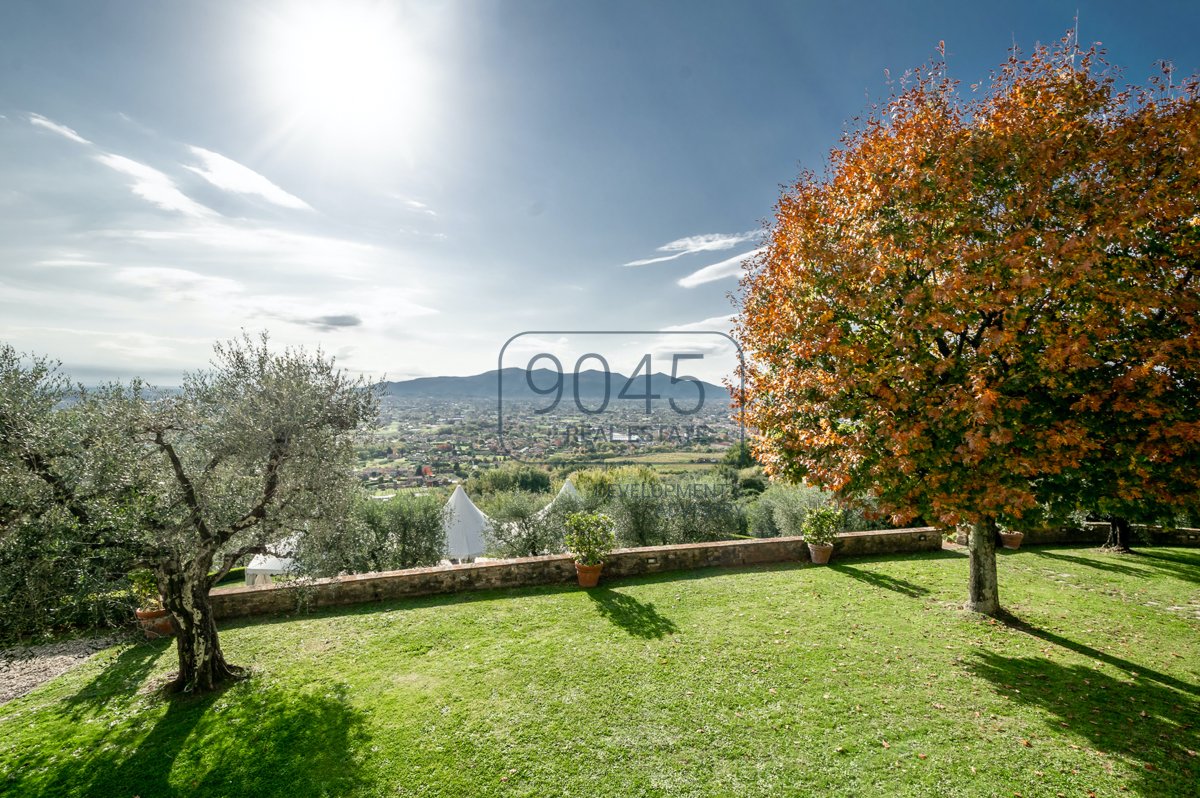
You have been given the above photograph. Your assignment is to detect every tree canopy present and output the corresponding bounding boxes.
[734,37,1200,613]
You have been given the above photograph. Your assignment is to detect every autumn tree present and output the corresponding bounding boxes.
[734,38,1200,614]
[0,334,377,691]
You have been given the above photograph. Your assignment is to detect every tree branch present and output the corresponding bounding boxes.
[208,543,268,588]
[226,434,289,538]
[152,430,212,542]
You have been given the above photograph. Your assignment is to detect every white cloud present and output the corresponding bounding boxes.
[95,154,214,218]
[36,257,107,267]
[678,247,764,288]
[624,231,761,267]
[661,314,735,332]
[396,196,437,216]
[28,113,91,145]
[184,146,312,210]
[113,266,242,301]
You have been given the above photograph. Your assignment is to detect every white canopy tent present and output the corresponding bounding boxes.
[534,478,582,519]
[443,484,491,561]
[244,537,298,586]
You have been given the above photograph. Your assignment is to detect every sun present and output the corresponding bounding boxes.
[255,1,434,156]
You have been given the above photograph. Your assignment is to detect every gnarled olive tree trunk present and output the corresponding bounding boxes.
[966,518,999,616]
[159,549,242,693]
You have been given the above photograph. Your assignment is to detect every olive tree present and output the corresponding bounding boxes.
[0,334,377,692]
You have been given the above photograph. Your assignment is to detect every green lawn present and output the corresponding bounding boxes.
[2,547,1198,797]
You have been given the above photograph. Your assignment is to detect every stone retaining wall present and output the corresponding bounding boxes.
[953,522,1200,547]
[211,526,941,621]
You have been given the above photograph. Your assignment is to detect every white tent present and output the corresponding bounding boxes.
[244,537,298,586]
[443,484,490,561]
[535,478,582,519]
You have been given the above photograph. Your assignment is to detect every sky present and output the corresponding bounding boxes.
[2,0,1199,385]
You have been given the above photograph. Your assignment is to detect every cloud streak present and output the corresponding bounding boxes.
[397,197,437,216]
[95,153,215,217]
[624,231,760,267]
[677,247,764,288]
[28,113,91,145]
[184,146,312,210]
[113,266,241,301]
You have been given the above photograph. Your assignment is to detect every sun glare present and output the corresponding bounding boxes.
[257,1,433,156]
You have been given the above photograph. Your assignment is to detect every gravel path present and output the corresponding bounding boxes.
[0,636,118,705]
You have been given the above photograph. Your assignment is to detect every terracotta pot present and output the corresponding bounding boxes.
[135,607,175,639]
[807,542,834,565]
[999,531,1025,550]
[574,562,603,588]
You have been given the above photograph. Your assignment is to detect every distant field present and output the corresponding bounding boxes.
[600,449,722,473]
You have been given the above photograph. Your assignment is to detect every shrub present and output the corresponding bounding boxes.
[802,506,843,546]
[128,569,161,610]
[465,465,552,496]
[481,490,565,558]
[607,476,667,547]
[563,512,617,566]
[664,478,744,543]
[296,491,447,576]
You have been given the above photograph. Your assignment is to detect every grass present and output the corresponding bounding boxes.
[1,546,1197,797]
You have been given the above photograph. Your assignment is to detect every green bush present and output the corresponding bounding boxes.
[0,512,137,644]
[481,490,567,558]
[801,505,843,546]
[295,492,447,576]
[664,478,744,543]
[563,512,617,565]
[465,465,552,496]
[607,476,667,547]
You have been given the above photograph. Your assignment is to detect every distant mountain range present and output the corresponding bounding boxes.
[380,367,733,405]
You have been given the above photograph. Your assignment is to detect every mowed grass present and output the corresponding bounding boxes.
[2,547,1198,798]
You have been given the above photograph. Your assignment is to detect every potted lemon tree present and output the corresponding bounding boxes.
[130,568,174,639]
[564,511,617,588]
[802,505,842,565]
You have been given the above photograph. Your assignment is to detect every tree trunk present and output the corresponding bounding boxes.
[160,554,243,693]
[1104,516,1133,552]
[966,518,1000,616]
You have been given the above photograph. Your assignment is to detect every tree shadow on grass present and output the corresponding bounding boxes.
[585,587,679,639]
[996,610,1199,698]
[966,649,1200,796]
[1030,548,1200,586]
[7,662,370,797]
[826,563,930,597]
[61,638,168,717]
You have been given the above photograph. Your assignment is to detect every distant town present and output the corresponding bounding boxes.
[356,387,741,491]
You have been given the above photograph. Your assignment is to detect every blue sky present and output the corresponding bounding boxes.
[2,0,1199,383]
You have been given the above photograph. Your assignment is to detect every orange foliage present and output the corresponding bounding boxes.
[734,37,1200,528]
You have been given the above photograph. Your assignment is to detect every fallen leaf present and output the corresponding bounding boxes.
[882,740,890,749]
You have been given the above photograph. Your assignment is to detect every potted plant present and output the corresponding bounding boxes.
[802,506,842,565]
[998,523,1025,551]
[130,568,174,639]
[564,511,617,588]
